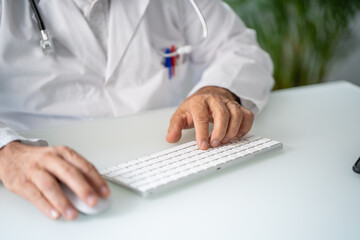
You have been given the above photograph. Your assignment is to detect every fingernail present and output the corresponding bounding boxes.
[66,207,77,219]
[201,140,208,149]
[87,195,97,206]
[211,139,220,147]
[50,209,59,219]
[100,186,110,196]
[221,138,230,144]
[237,133,243,139]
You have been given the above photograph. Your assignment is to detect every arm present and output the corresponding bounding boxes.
[185,0,274,114]
[0,1,110,220]
[166,0,274,149]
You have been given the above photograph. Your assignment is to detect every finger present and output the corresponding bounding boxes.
[191,101,210,150]
[30,169,78,220]
[208,99,229,148]
[166,111,186,143]
[237,107,255,138]
[42,154,99,208]
[222,101,243,143]
[57,146,110,198]
[16,181,61,220]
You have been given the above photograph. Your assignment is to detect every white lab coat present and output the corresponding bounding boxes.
[0,0,274,147]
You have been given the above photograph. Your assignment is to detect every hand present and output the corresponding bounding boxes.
[0,142,110,220]
[166,86,254,150]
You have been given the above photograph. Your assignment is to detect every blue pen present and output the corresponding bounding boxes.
[165,48,172,80]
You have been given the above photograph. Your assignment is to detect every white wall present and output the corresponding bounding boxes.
[326,13,360,86]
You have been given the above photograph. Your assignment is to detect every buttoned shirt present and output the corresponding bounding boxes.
[73,0,110,53]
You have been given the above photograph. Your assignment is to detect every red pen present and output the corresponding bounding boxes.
[170,45,176,78]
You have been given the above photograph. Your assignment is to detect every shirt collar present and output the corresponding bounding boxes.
[72,0,99,19]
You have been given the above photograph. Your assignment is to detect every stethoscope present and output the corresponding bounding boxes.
[28,0,208,57]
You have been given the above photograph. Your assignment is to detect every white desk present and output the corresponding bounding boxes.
[1,81,359,240]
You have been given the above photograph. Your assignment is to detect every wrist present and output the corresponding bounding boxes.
[0,145,6,182]
[0,141,21,181]
[195,86,240,103]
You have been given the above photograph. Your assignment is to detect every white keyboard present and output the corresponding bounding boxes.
[100,135,282,197]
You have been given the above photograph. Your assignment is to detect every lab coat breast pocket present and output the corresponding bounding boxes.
[110,23,190,113]
[146,45,190,108]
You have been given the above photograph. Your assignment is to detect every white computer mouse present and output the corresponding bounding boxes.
[60,183,111,215]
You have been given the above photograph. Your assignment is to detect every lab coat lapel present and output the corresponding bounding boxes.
[106,0,150,80]
[38,0,106,76]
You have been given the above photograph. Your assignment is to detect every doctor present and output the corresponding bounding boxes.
[0,0,274,220]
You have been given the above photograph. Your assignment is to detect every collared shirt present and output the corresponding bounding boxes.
[72,0,110,53]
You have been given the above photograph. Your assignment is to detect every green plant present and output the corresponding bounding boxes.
[225,0,360,89]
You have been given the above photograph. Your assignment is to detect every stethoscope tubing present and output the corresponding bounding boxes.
[28,0,46,31]
[28,0,208,56]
